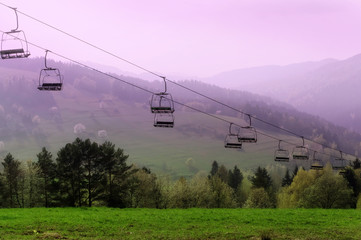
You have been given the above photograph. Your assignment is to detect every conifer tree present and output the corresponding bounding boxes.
[228,165,243,190]
[353,158,361,169]
[210,161,219,177]
[250,166,272,190]
[2,153,23,207]
[282,170,292,187]
[36,147,56,207]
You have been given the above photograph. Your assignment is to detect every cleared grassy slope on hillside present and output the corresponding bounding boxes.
[1,59,355,177]
[0,83,314,177]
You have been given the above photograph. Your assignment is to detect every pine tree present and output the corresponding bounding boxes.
[217,165,228,183]
[228,165,243,190]
[99,141,132,207]
[250,166,272,190]
[56,139,85,207]
[2,153,23,207]
[342,168,361,208]
[281,170,292,187]
[210,161,219,177]
[36,147,56,207]
[292,165,299,180]
[353,158,361,169]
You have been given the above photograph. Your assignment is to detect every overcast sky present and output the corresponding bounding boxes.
[1,0,361,78]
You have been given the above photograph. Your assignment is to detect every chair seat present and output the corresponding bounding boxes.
[38,83,62,91]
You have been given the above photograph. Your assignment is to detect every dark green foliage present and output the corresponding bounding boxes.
[0,175,4,207]
[228,165,243,190]
[250,166,276,207]
[210,160,218,177]
[342,168,361,207]
[353,158,361,169]
[127,168,162,208]
[292,165,299,178]
[0,142,359,210]
[36,147,56,207]
[251,166,272,190]
[56,140,85,207]
[209,161,229,184]
[98,141,132,207]
[55,138,132,207]
[2,153,24,208]
[281,170,292,187]
[216,165,228,183]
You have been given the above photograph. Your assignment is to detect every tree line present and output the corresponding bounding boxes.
[0,138,132,208]
[0,138,361,209]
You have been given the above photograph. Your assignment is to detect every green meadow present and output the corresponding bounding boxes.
[0,208,360,239]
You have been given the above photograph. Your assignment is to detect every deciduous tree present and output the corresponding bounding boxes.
[244,188,273,208]
[301,166,353,208]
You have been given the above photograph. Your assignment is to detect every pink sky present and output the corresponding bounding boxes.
[1,0,361,78]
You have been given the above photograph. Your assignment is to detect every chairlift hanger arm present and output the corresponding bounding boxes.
[162,76,167,93]
[44,50,54,69]
[313,151,317,159]
[229,123,233,134]
[10,7,19,32]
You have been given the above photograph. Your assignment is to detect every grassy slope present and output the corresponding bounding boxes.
[8,89,304,177]
[0,65,310,177]
[1,85,306,178]
[0,208,360,239]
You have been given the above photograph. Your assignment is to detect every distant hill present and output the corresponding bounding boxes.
[204,54,361,133]
[0,58,360,177]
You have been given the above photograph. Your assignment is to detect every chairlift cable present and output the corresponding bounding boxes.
[0,6,358,161]
[0,3,339,154]
[0,28,356,161]
[0,2,165,81]
[0,29,285,145]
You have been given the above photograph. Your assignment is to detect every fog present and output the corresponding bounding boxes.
[203,54,361,133]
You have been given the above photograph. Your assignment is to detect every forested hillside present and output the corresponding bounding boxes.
[0,58,360,176]
[206,54,361,133]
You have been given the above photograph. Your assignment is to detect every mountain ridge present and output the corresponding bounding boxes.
[204,54,361,132]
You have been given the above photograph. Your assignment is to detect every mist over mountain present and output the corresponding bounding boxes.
[0,58,360,176]
[205,54,361,133]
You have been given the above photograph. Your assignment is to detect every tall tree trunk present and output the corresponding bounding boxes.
[88,166,92,207]
[44,177,48,207]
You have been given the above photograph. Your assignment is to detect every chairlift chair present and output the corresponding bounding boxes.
[274,141,289,162]
[292,137,309,160]
[238,115,257,143]
[150,92,174,113]
[224,123,242,149]
[0,8,30,59]
[153,113,174,128]
[38,50,63,91]
[332,151,346,171]
[292,146,309,160]
[150,76,175,113]
[310,151,323,170]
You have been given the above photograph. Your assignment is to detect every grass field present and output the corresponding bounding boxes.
[0,207,360,239]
